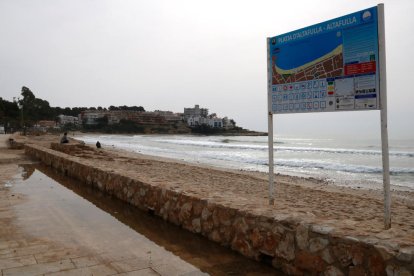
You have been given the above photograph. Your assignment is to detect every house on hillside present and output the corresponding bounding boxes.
[57,115,79,126]
[33,120,57,132]
[183,105,234,129]
[79,110,183,126]
[78,111,105,125]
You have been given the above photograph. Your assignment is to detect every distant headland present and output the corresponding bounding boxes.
[0,86,266,136]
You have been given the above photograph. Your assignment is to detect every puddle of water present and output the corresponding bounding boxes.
[12,164,278,275]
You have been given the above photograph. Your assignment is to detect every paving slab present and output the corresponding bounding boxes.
[117,268,160,276]
[2,259,75,276]
[0,255,37,270]
[46,263,118,276]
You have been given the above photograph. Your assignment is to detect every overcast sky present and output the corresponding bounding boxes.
[1,0,413,139]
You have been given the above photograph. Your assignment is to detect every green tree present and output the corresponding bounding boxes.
[18,86,53,125]
[0,97,20,130]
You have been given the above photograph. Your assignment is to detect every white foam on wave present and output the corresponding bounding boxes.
[76,135,414,189]
[198,152,414,175]
[154,138,414,157]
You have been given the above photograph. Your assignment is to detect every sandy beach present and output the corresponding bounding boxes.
[7,133,412,249]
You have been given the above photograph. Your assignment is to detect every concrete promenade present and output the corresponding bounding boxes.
[0,134,200,275]
[0,134,276,275]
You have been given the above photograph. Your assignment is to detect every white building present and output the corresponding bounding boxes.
[57,115,79,126]
[207,117,223,128]
[184,105,208,119]
[183,105,234,128]
[79,111,106,125]
[187,116,208,127]
[153,110,182,122]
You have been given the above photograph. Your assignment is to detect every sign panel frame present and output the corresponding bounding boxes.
[268,6,381,115]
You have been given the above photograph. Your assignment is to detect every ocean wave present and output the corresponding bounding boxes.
[220,138,284,144]
[155,138,414,158]
[77,135,414,158]
[77,135,414,177]
[277,146,414,158]
[201,153,414,175]
[80,136,414,158]
[274,160,414,175]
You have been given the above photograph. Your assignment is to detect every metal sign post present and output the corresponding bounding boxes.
[378,3,391,229]
[267,37,275,205]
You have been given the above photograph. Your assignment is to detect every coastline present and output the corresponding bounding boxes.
[76,132,414,201]
[13,132,414,213]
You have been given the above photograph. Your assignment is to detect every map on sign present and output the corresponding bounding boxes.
[268,7,380,114]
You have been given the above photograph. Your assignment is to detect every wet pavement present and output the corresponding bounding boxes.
[0,163,278,275]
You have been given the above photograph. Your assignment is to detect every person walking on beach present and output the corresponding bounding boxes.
[60,132,69,144]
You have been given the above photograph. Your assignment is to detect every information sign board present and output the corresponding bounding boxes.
[267,4,391,229]
[268,6,380,114]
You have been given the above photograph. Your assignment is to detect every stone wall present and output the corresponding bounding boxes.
[25,144,414,275]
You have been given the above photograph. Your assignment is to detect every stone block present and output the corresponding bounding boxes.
[350,244,365,266]
[219,225,234,245]
[261,232,279,257]
[232,233,253,258]
[201,219,214,233]
[332,244,352,267]
[192,201,204,217]
[217,208,234,226]
[296,223,309,251]
[309,237,329,253]
[201,207,211,221]
[233,217,249,234]
[324,265,345,276]
[282,263,304,276]
[397,247,414,263]
[321,248,335,264]
[275,232,295,261]
[250,228,264,249]
[295,251,326,273]
[209,230,221,243]
[348,265,367,276]
[192,218,201,233]
[311,225,334,235]
[179,202,192,222]
[368,254,386,276]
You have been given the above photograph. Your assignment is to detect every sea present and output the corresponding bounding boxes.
[77,134,414,191]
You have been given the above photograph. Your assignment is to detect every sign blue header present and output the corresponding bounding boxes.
[271,7,377,46]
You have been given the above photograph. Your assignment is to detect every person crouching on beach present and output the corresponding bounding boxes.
[96,141,101,149]
[60,132,69,144]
